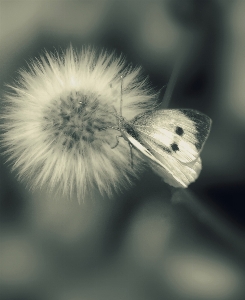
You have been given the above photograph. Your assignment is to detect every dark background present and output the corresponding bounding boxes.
[0,1,244,299]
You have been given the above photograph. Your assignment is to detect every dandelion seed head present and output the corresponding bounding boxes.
[1,46,155,200]
[43,90,115,149]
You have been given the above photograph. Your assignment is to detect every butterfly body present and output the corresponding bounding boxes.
[118,117,140,142]
[117,109,212,188]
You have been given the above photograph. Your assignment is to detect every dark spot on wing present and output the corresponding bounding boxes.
[171,142,179,152]
[175,126,184,136]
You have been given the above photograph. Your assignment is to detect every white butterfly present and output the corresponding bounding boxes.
[118,108,211,188]
[110,78,212,188]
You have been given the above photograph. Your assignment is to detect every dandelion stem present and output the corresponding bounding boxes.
[161,57,182,109]
[161,36,191,109]
[173,189,245,258]
[120,75,123,117]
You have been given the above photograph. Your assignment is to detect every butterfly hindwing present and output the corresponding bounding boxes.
[152,151,202,188]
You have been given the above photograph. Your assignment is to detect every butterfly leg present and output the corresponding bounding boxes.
[111,134,122,149]
[129,142,134,168]
[98,126,121,149]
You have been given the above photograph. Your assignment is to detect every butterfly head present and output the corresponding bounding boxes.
[116,116,138,140]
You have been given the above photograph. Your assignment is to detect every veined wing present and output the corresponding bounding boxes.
[133,109,212,164]
[123,130,201,188]
[151,150,202,188]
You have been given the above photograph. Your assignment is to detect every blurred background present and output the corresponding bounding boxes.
[0,0,244,299]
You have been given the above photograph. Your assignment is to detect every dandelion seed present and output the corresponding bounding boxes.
[1,47,155,200]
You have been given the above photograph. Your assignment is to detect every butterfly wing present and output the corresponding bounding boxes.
[122,131,171,168]
[124,130,201,188]
[151,154,202,188]
[132,109,211,187]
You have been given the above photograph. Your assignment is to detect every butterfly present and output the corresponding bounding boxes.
[109,78,212,188]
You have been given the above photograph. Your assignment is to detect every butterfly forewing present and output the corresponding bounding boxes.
[132,109,211,164]
[123,130,197,188]
[179,109,212,150]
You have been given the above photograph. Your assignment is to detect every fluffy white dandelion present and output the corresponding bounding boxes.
[1,47,155,200]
